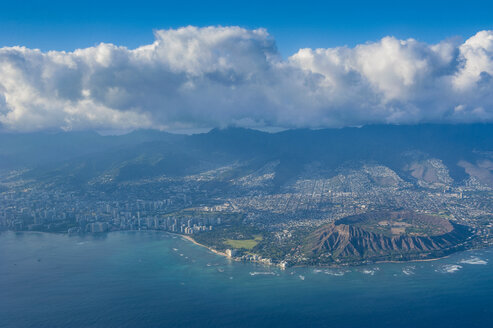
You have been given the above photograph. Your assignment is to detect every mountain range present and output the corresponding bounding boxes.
[1,124,493,189]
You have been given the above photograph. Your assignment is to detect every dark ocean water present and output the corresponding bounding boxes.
[1,231,492,328]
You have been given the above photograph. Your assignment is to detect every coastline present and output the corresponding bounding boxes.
[179,234,229,258]
[292,253,458,268]
[176,233,284,268]
[175,233,450,268]
[177,233,475,269]
[5,230,485,268]
[374,255,450,264]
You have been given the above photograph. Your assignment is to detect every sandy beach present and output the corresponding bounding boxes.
[180,235,229,257]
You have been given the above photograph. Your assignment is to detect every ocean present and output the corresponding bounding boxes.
[1,231,492,328]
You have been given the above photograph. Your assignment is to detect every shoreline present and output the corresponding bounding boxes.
[4,230,487,268]
[174,232,460,269]
[179,234,229,257]
[175,233,283,267]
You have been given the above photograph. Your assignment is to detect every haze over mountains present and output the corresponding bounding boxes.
[1,124,492,190]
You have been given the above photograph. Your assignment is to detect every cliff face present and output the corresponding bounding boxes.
[305,217,471,262]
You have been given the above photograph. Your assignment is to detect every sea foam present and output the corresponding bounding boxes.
[324,269,348,276]
[249,271,275,276]
[459,256,488,265]
[361,267,380,275]
[402,266,416,275]
[436,264,463,273]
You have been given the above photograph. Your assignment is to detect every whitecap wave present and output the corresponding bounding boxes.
[361,267,379,275]
[324,269,348,276]
[402,266,416,276]
[459,256,488,265]
[436,264,463,273]
[250,271,275,276]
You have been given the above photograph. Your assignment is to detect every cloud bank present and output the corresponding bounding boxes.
[0,26,493,132]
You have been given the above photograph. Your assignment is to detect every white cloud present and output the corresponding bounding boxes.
[454,30,493,90]
[0,26,492,132]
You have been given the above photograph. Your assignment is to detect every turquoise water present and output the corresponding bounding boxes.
[1,231,493,328]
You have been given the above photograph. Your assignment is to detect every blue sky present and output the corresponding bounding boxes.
[1,0,492,56]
